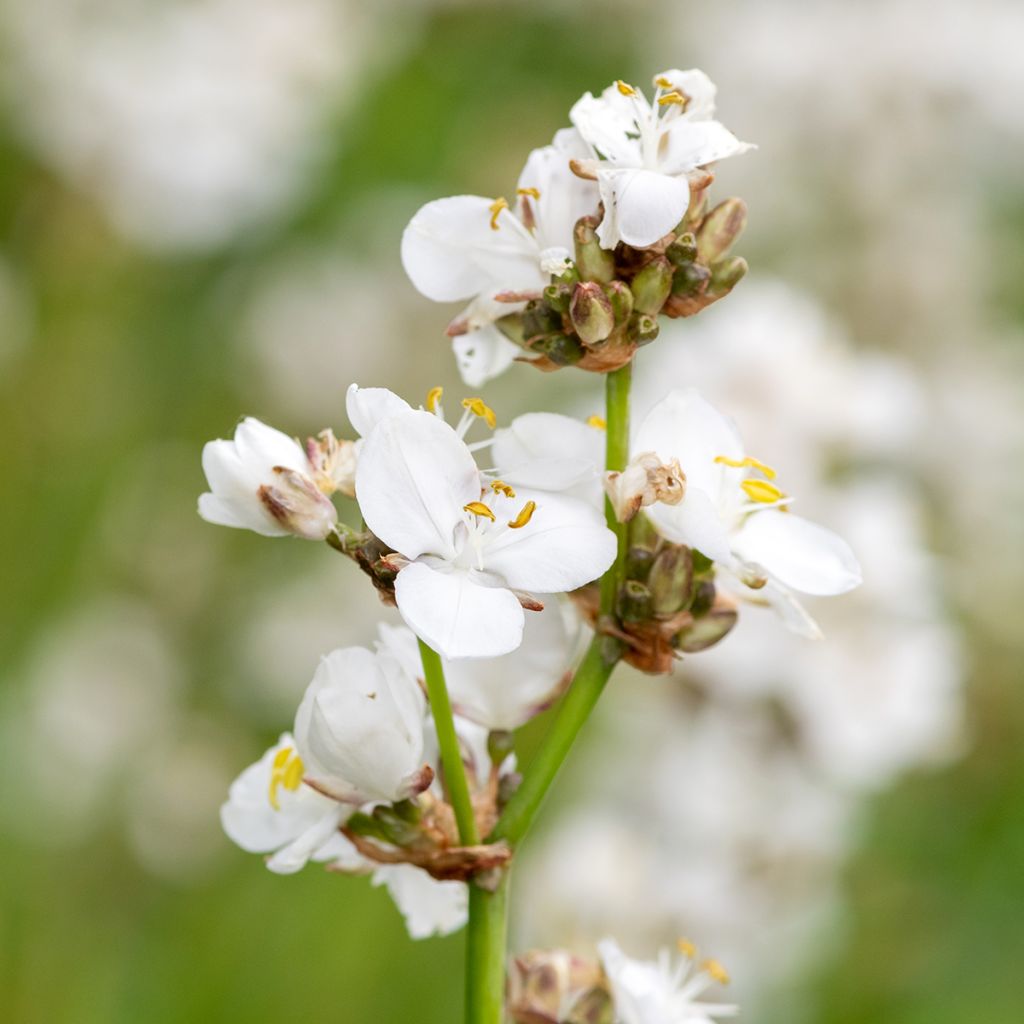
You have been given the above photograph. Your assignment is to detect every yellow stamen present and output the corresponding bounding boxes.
[491,480,516,498]
[272,746,292,770]
[586,415,607,430]
[655,75,674,88]
[268,747,304,810]
[461,396,497,429]
[616,79,637,96]
[508,500,537,529]
[658,90,688,108]
[464,501,496,522]
[283,754,304,791]
[516,187,541,200]
[741,479,786,504]
[701,959,730,985]
[676,938,697,959]
[714,454,778,480]
[425,385,444,412]
[488,197,508,230]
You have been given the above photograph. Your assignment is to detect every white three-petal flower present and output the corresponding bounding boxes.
[570,69,753,250]
[355,408,615,659]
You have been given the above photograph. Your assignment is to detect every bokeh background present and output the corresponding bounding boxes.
[1,1,1022,1022]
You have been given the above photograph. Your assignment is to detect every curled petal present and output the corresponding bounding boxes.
[346,384,412,437]
[660,118,754,176]
[595,167,691,249]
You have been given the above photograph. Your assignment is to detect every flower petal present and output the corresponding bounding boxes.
[570,87,647,164]
[452,325,523,388]
[595,167,690,249]
[645,486,733,564]
[634,388,743,502]
[401,195,542,303]
[394,561,525,659]
[355,410,480,560]
[371,865,468,940]
[346,384,412,437]
[660,118,754,176]
[653,68,718,120]
[482,490,616,592]
[732,510,862,596]
[265,804,350,875]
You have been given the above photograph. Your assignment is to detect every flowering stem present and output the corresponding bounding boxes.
[465,875,509,1024]
[490,362,632,847]
[417,639,479,846]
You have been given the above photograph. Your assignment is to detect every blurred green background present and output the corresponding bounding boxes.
[1,2,1022,1022]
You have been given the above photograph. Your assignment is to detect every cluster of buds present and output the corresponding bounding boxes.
[494,186,747,375]
[574,513,738,675]
[508,951,612,1024]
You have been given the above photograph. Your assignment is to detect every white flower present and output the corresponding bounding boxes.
[294,646,432,804]
[401,131,598,386]
[599,938,737,1024]
[570,70,753,249]
[371,865,468,940]
[198,417,337,540]
[355,408,616,659]
[634,389,861,635]
[220,733,350,875]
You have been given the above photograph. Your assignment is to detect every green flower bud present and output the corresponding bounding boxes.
[495,312,528,348]
[543,282,572,314]
[708,256,748,297]
[574,216,616,283]
[570,281,616,346]
[671,262,711,297]
[617,579,652,623]
[697,198,747,264]
[666,232,699,266]
[630,312,659,345]
[522,299,563,340]
[565,987,615,1024]
[603,279,634,325]
[538,332,585,366]
[629,255,674,315]
[648,545,695,616]
[674,604,738,653]
[624,545,656,583]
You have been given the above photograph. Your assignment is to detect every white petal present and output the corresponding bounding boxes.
[394,561,525,659]
[345,384,412,437]
[653,68,718,119]
[233,417,308,473]
[482,490,616,593]
[596,167,690,249]
[660,118,754,175]
[401,195,542,303]
[453,325,522,388]
[732,510,862,596]
[265,804,349,875]
[646,486,733,564]
[372,865,468,940]
[634,388,743,502]
[569,88,647,164]
[355,410,480,561]
[198,491,287,536]
[492,412,604,500]
[759,579,823,639]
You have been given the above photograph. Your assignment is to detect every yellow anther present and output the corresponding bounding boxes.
[616,80,637,96]
[701,959,730,986]
[491,480,516,498]
[425,385,444,412]
[676,938,697,959]
[464,501,496,522]
[268,747,304,810]
[516,187,541,200]
[272,745,293,770]
[489,197,509,230]
[741,479,786,504]
[658,90,688,108]
[283,754,304,791]
[655,75,674,89]
[586,415,607,430]
[508,500,537,529]
[461,396,497,429]
[714,454,778,480]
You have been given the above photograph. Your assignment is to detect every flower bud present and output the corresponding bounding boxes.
[630,313,659,344]
[508,950,608,1024]
[673,599,738,653]
[543,282,572,314]
[671,261,711,297]
[697,198,747,264]
[605,452,685,522]
[602,280,634,325]
[708,255,748,297]
[574,216,616,283]
[522,299,564,340]
[538,332,586,366]
[629,256,673,315]
[617,579,652,624]
[258,467,340,541]
[666,232,698,266]
[570,282,615,346]
[294,646,431,804]
[648,544,695,617]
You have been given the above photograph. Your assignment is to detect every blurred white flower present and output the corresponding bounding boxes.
[199,416,337,540]
[220,732,350,875]
[294,645,432,804]
[355,408,615,658]
[371,864,468,940]
[570,70,752,249]
[401,131,598,385]
[599,937,737,1024]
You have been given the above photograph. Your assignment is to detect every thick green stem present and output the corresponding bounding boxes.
[465,876,509,1024]
[490,362,632,847]
[418,639,479,846]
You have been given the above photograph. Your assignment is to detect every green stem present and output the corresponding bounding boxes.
[418,639,478,846]
[465,876,509,1024]
[490,362,633,847]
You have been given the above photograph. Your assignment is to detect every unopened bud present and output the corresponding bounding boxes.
[564,986,615,1024]
[697,198,747,264]
[666,232,699,267]
[258,467,338,540]
[618,579,652,623]
[570,282,615,346]
[631,313,659,344]
[674,600,738,653]
[495,312,528,348]
[690,579,716,617]
[574,216,616,283]
[602,280,634,325]
[522,299,563,340]
[605,451,685,522]
[629,256,673,315]
[671,262,711,297]
[543,282,572,314]
[508,951,607,1024]
[648,545,695,616]
[538,332,585,366]
[708,256,748,297]
[624,545,656,582]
